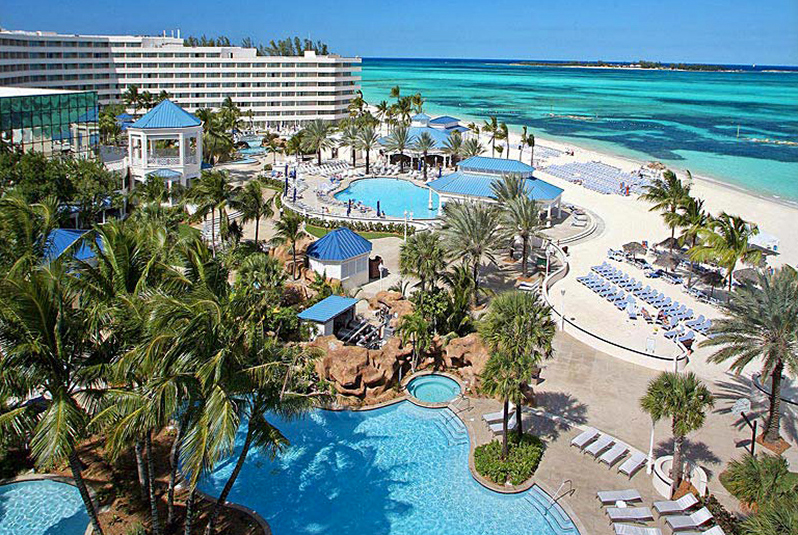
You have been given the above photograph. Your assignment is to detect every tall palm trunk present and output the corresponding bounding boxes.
[422,152,427,179]
[529,144,534,166]
[317,149,322,166]
[765,361,784,443]
[291,242,298,280]
[365,150,371,175]
[671,421,684,498]
[254,215,260,244]
[521,236,529,277]
[145,431,163,535]
[205,425,255,535]
[351,147,356,168]
[515,399,523,441]
[167,413,189,527]
[210,213,216,256]
[501,400,509,459]
[399,153,405,173]
[135,438,149,502]
[69,450,105,535]
[183,487,197,535]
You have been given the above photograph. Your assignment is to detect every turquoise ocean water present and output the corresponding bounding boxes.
[361,59,798,202]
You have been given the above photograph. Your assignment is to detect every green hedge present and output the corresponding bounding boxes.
[302,216,414,237]
[474,434,546,486]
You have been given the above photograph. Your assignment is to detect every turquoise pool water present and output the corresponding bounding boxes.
[198,402,577,535]
[407,374,461,403]
[0,479,89,535]
[240,147,265,155]
[334,178,440,218]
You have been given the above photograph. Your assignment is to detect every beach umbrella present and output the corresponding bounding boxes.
[622,241,646,258]
[655,253,680,272]
[292,187,297,203]
[377,200,381,218]
[733,267,760,285]
[285,163,288,176]
[657,237,682,251]
[438,167,442,178]
[284,175,289,196]
[701,270,724,298]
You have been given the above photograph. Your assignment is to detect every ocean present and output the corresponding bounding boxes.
[360,58,798,202]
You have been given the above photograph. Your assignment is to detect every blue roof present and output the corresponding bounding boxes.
[458,156,535,176]
[412,113,431,122]
[429,115,461,125]
[428,171,564,202]
[379,126,453,149]
[116,112,135,121]
[130,100,201,129]
[44,229,99,263]
[306,227,372,261]
[298,295,358,323]
[147,168,183,179]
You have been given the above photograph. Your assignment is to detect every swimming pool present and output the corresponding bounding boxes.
[198,402,578,535]
[407,374,461,403]
[333,178,439,219]
[0,479,89,535]
[240,147,265,155]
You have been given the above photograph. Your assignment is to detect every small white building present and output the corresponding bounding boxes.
[306,227,373,290]
[297,295,359,339]
[127,99,203,193]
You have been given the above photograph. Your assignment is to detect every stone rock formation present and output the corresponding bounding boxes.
[442,333,490,394]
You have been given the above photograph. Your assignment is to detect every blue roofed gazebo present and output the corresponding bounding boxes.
[306,227,373,290]
[298,295,359,338]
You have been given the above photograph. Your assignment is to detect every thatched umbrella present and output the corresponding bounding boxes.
[657,236,682,251]
[647,161,666,170]
[733,267,760,285]
[623,241,647,259]
[701,270,724,298]
[655,252,681,272]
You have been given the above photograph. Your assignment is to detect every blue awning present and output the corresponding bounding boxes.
[298,295,358,323]
[428,171,563,202]
[458,156,535,176]
[130,100,201,129]
[44,229,99,263]
[147,168,183,179]
[306,227,372,261]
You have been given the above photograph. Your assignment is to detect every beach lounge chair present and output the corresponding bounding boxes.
[599,442,630,466]
[613,525,662,535]
[488,413,517,435]
[685,315,705,328]
[585,434,615,457]
[597,489,642,505]
[678,526,725,535]
[626,304,638,320]
[481,410,505,424]
[607,507,654,523]
[570,427,599,449]
[618,450,647,477]
[665,507,713,530]
[640,308,654,324]
[654,493,699,515]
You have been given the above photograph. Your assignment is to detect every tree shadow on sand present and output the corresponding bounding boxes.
[712,374,798,445]
[524,391,589,441]
[654,438,722,479]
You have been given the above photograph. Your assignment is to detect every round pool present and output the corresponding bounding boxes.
[406,374,461,403]
[0,479,89,535]
[333,177,439,218]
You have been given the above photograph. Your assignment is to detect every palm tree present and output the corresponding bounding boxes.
[395,97,413,125]
[284,132,305,164]
[196,109,234,164]
[483,116,500,157]
[501,197,542,277]
[701,266,798,443]
[338,122,360,168]
[480,291,555,445]
[640,371,714,497]
[265,138,282,164]
[356,125,380,175]
[157,90,171,103]
[689,212,761,293]
[139,91,154,113]
[383,126,412,173]
[399,231,446,291]
[439,201,500,294]
[410,93,424,114]
[0,262,107,534]
[480,352,518,458]
[740,497,798,535]
[219,96,242,132]
[188,170,234,255]
[396,312,431,372]
[462,138,485,158]
[124,84,141,116]
[723,453,797,507]
[0,193,60,274]
[490,173,526,204]
[301,120,334,166]
[413,131,436,180]
[520,127,535,166]
[638,170,692,252]
[442,131,463,167]
[390,85,401,99]
[498,122,509,158]
[667,195,709,286]
[272,211,306,279]
[375,100,390,132]
[230,180,275,244]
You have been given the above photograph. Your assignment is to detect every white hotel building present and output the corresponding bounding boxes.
[0,29,361,129]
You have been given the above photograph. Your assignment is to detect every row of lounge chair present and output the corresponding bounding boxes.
[598,488,725,535]
[542,161,652,196]
[570,427,647,478]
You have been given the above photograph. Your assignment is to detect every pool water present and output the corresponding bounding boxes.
[198,402,577,535]
[407,374,461,403]
[240,147,265,155]
[333,178,439,219]
[0,479,89,535]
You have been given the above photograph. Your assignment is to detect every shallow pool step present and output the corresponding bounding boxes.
[524,488,576,533]
[431,419,469,447]
[439,411,468,438]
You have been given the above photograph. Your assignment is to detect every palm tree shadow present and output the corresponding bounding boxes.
[654,438,722,479]
[524,391,589,440]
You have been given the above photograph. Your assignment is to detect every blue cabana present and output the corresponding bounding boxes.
[44,229,99,263]
[298,295,359,338]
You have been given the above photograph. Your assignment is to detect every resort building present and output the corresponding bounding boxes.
[127,99,202,192]
[0,86,99,158]
[0,29,361,129]
[297,295,359,339]
[306,227,372,290]
[428,156,564,222]
[380,113,470,167]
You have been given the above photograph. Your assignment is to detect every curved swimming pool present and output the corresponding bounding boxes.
[333,178,439,218]
[198,402,579,535]
[407,374,461,403]
[0,479,89,535]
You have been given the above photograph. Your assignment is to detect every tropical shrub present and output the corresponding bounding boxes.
[722,453,797,507]
[474,434,545,485]
[302,215,414,236]
[699,494,741,535]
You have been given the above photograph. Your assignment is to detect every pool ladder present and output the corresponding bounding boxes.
[547,479,575,511]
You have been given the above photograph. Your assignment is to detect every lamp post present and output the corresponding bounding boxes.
[647,420,655,474]
[560,288,566,330]
[545,246,552,276]
[403,210,408,242]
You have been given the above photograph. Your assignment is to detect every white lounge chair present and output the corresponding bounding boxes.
[570,427,599,449]
[597,489,642,505]
[653,493,699,515]
[665,507,713,530]
[618,451,647,478]
[599,442,630,466]
[481,410,505,424]
[607,506,654,523]
[585,434,615,457]
[679,526,725,535]
[614,524,663,535]
[488,413,517,434]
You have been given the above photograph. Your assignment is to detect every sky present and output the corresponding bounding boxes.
[2,0,798,65]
